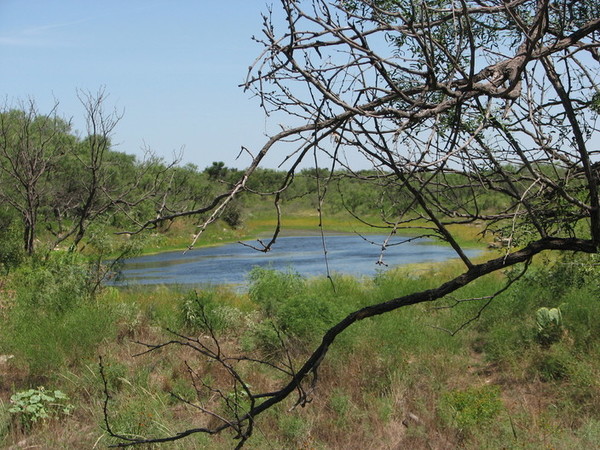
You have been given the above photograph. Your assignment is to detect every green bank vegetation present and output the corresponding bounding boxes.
[1,250,600,448]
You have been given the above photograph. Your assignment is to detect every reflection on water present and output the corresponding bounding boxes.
[115,235,480,287]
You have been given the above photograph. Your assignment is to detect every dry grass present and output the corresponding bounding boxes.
[2,252,600,449]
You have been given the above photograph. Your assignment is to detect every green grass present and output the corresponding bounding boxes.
[1,250,599,448]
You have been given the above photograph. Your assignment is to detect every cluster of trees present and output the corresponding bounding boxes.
[0,92,248,262]
[0,92,168,257]
[0,91,402,266]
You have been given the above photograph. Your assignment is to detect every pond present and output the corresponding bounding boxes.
[114,234,480,288]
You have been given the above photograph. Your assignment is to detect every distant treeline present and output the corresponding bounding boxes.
[1,102,521,264]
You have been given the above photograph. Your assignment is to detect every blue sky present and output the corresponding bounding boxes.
[0,1,283,169]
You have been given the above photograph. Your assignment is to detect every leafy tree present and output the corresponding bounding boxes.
[107,1,600,446]
[204,161,228,180]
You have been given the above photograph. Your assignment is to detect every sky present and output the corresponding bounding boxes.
[0,1,288,170]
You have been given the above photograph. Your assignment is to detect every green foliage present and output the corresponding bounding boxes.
[84,227,147,290]
[247,267,339,346]
[1,253,115,375]
[329,389,352,424]
[535,350,571,381]
[277,413,311,444]
[204,161,228,180]
[474,254,600,364]
[10,252,91,313]
[8,387,74,429]
[441,385,503,433]
[5,302,115,376]
[1,247,600,447]
[180,289,243,333]
[243,319,283,356]
[222,201,244,229]
[106,394,167,442]
[100,359,128,392]
[0,209,24,274]
[536,307,563,346]
[248,267,306,316]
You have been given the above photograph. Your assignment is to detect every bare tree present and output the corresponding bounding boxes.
[0,99,73,255]
[105,0,600,446]
[48,88,179,251]
[0,91,179,255]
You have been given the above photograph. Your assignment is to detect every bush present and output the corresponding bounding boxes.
[4,302,115,376]
[0,209,24,274]
[247,268,339,345]
[441,385,503,434]
[10,252,91,313]
[222,203,243,229]
[180,289,243,333]
[276,293,337,341]
[248,267,306,316]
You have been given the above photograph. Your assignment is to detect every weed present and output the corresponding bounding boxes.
[533,343,575,382]
[329,389,352,427]
[8,387,74,430]
[180,289,244,333]
[536,307,563,346]
[441,385,503,435]
[278,413,311,444]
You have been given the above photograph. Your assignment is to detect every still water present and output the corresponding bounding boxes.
[115,235,479,288]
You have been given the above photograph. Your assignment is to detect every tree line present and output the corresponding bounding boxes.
[0,93,417,267]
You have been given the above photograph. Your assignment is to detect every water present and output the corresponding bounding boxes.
[114,234,479,288]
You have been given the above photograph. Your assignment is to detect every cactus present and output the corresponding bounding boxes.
[536,307,563,345]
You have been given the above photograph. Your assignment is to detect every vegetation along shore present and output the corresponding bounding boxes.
[2,0,600,448]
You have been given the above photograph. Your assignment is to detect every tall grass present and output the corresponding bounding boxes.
[0,253,116,378]
[1,252,600,448]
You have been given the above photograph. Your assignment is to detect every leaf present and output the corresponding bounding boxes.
[53,390,68,400]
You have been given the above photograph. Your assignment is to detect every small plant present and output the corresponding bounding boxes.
[536,307,563,345]
[180,290,242,332]
[441,385,503,435]
[329,390,352,426]
[536,353,569,381]
[8,387,74,429]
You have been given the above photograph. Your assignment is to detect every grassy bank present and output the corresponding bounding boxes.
[1,250,599,448]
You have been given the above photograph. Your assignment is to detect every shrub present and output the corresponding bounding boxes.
[536,354,570,381]
[247,268,339,345]
[533,343,575,382]
[248,267,305,316]
[10,252,91,313]
[4,302,115,376]
[180,289,243,333]
[536,307,563,346]
[1,253,115,376]
[276,293,337,341]
[441,385,503,434]
[222,203,243,229]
